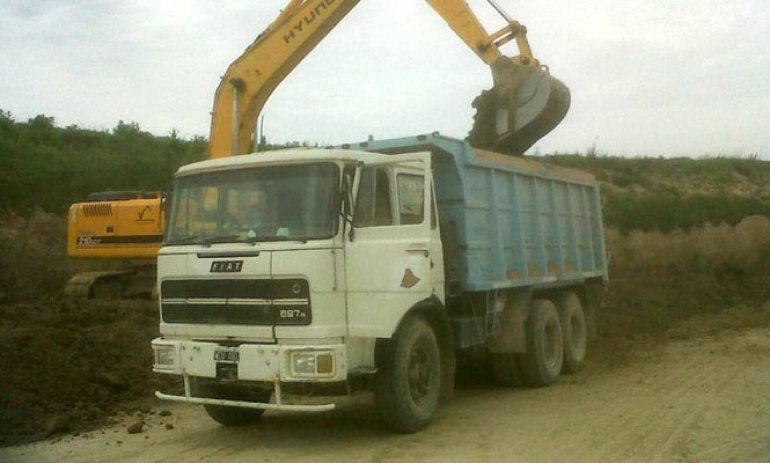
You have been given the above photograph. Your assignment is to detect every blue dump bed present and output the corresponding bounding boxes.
[354,133,608,292]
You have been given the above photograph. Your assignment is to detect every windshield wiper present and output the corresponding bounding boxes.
[165,234,244,246]
[164,235,200,246]
[166,234,313,246]
[246,235,309,243]
[198,234,242,246]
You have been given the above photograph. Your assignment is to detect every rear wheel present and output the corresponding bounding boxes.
[375,317,441,433]
[557,292,587,374]
[517,299,564,387]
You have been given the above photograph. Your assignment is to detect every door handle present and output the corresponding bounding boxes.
[406,249,430,257]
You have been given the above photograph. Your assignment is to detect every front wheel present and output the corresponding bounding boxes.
[375,317,442,433]
[200,384,270,427]
[204,403,265,427]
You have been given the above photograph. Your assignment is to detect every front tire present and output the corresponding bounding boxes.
[204,404,265,427]
[375,317,442,433]
[200,384,270,427]
[517,299,564,387]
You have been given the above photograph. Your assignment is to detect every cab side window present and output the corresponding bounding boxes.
[397,174,425,225]
[354,167,393,227]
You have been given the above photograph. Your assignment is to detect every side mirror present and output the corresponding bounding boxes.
[345,175,355,242]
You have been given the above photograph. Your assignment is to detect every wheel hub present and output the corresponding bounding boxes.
[408,345,432,401]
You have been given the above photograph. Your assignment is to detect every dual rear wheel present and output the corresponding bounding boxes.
[491,292,587,388]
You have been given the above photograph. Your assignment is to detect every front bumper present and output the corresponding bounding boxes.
[155,381,335,412]
[152,338,347,412]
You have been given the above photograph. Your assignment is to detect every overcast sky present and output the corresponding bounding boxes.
[1,0,768,158]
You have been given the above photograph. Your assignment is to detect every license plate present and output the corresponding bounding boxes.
[213,347,240,364]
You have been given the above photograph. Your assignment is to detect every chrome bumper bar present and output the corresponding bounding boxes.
[155,374,335,412]
[154,391,335,412]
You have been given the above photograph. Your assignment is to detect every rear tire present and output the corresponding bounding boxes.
[375,317,441,433]
[517,299,564,387]
[557,292,587,374]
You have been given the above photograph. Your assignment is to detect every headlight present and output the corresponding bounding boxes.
[291,351,334,376]
[292,353,316,374]
[153,344,177,368]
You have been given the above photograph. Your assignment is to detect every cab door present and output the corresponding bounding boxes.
[344,152,440,338]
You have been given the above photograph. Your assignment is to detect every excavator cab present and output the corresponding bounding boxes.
[469,58,571,156]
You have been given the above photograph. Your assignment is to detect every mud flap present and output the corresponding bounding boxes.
[486,290,529,354]
[584,282,606,339]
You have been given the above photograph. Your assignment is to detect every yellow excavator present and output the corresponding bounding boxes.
[66,0,570,298]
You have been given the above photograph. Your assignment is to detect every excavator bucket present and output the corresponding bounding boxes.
[469,58,571,156]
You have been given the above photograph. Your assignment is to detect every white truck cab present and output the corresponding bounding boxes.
[152,147,445,431]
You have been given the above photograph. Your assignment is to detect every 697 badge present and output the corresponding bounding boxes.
[276,305,310,325]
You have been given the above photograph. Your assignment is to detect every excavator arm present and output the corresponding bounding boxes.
[208,0,362,158]
[209,0,570,158]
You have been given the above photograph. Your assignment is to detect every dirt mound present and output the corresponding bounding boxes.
[0,299,174,446]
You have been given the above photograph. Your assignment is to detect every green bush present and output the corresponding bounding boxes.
[541,152,770,232]
[602,191,770,233]
[0,111,207,213]
[0,111,307,214]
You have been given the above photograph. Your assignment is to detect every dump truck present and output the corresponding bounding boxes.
[151,133,607,433]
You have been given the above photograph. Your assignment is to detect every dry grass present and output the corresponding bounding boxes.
[603,215,770,334]
[2,211,769,334]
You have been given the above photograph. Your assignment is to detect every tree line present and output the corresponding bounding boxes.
[2,109,769,232]
[0,110,207,213]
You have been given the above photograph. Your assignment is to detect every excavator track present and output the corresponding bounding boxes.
[468,66,571,156]
[64,266,157,300]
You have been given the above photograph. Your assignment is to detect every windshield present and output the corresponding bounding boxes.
[166,163,339,244]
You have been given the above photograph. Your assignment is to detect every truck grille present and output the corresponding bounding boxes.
[160,279,311,326]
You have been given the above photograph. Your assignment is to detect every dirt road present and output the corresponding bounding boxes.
[4,327,770,463]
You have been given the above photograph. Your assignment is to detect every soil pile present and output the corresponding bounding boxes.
[0,299,174,446]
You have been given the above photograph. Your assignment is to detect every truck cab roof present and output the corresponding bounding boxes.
[175,148,387,177]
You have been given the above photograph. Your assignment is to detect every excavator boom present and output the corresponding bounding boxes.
[208,0,361,158]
